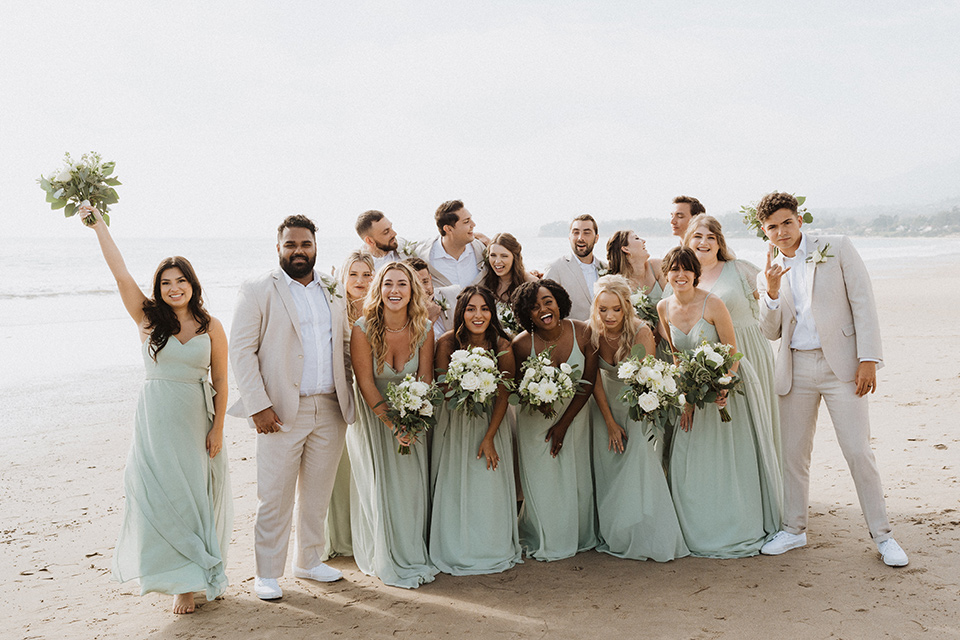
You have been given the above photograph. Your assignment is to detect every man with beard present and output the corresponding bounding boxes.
[229,214,356,600]
[543,214,607,321]
[355,210,412,272]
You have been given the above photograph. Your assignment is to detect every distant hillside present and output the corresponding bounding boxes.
[538,201,960,238]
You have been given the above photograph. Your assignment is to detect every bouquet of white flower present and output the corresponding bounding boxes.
[381,374,443,454]
[674,341,743,422]
[438,347,512,417]
[509,345,583,419]
[616,345,684,433]
[629,289,660,328]
[496,301,522,338]
[38,152,121,226]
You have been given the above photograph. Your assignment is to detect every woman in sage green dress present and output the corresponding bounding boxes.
[588,275,689,561]
[348,261,438,588]
[430,285,522,575]
[682,215,781,460]
[510,279,599,561]
[322,251,375,561]
[85,205,232,614]
[657,248,781,558]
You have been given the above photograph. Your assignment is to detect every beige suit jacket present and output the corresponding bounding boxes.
[415,236,486,288]
[543,253,608,322]
[228,268,356,427]
[757,234,882,395]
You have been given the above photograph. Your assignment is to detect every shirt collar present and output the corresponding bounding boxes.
[783,233,808,263]
[282,269,320,288]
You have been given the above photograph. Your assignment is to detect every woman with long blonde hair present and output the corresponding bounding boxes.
[347,261,438,588]
[339,250,375,325]
[587,275,688,561]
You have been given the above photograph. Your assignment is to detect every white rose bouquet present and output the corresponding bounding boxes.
[509,345,584,419]
[438,347,512,417]
[38,152,121,226]
[629,289,660,328]
[496,301,522,338]
[675,341,743,422]
[616,345,684,433]
[381,374,443,454]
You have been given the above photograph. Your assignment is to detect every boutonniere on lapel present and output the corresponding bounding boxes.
[400,239,419,257]
[435,294,450,312]
[320,274,343,302]
[597,266,610,277]
[806,243,834,265]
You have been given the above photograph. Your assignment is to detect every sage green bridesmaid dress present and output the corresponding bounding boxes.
[346,319,438,588]
[668,301,782,558]
[429,400,522,575]
[593,358,689,561]
[112,334,232,600]
[516,321,598,560]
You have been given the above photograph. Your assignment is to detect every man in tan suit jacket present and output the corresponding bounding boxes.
[754,192,907,567]
[415,200,487,289]
[230,215,357,599]
[543,214,607,321]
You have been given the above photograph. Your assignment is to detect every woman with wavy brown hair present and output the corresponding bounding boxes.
[84,205,231,615]
[481,233,538,337]
[347,261,438,588]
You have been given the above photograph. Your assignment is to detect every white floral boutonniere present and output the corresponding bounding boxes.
[597,266,610,277]
[399,239,419,258]
[320,274,343,301]
[806,243,834,265]
[435,294,450,312]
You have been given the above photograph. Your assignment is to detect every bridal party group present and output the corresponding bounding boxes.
[80,192,908,615]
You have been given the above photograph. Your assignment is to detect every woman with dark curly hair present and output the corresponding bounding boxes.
[430,285,522,575]
[510,279,599,561]
[84,205,231,615]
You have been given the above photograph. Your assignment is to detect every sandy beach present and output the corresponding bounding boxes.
[4,271,959,640]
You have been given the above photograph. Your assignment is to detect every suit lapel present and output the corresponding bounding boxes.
[273,270,304,345]
[805,235,818,302]
[566,254,592,302]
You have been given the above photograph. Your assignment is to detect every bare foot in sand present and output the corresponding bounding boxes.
[173,593,195,614]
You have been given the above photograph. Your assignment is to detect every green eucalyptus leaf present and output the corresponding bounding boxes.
[630,344,647,358]
[796,195,806,206]
[65,202,77,217]
[802,212,813,223]
[101,162,115,177]
[102,212,111,226]
[51,199,67,210]
[105,178,121,186]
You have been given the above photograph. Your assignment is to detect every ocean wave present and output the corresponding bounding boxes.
[0,288,117,300]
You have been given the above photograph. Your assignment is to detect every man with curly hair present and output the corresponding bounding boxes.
[754,192,907,567]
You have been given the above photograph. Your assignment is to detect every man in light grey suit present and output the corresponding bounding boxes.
[755,192,907,567]
[543,214,607,321]
[416,199,486,289]
[230,215,357,600]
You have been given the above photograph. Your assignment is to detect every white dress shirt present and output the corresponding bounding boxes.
[429,238,479,287]
[372,250,402,273]
[577,257,600,299]
[283,270,335,395]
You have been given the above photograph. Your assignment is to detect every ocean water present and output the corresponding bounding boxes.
[2,233,958,388]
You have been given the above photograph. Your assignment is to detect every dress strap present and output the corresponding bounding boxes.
[699,292,712,321]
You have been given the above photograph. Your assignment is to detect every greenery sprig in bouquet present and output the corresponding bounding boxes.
[629,289,660,327]
[509,345,584,419]
[616,345,684,434]
[380,374,443,454]
[674,341,743,422]
[438,347,513,417]
[496,301,522,338]
[740,193,812,256]
[38,152,121,225]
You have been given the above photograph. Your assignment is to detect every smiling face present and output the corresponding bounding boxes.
[531,286,561,331]
[444,208,476,245]
[623,232,650,263]
[686,224,719,264]
[666,262,697,292]
[345,260,374,301]
[670,202,692,237]
[367,216,398,253]
[569,219,598,260]
[595,291,625,333]
[380,268,412,312]
[463,293,492,336]
[278,226,317,281]
[487,243,515,279]
[159,267,192,308]
[761,208,804,256]
[415,268,434,297]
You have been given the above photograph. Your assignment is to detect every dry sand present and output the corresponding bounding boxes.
[3,273,959,639]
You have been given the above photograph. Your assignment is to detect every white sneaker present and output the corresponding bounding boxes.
[877,538,909,567]
[253,577,283,600]
[760,530,807,555]
[293,563,343,582]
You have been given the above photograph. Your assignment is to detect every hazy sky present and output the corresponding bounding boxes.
[3,2,958,239]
